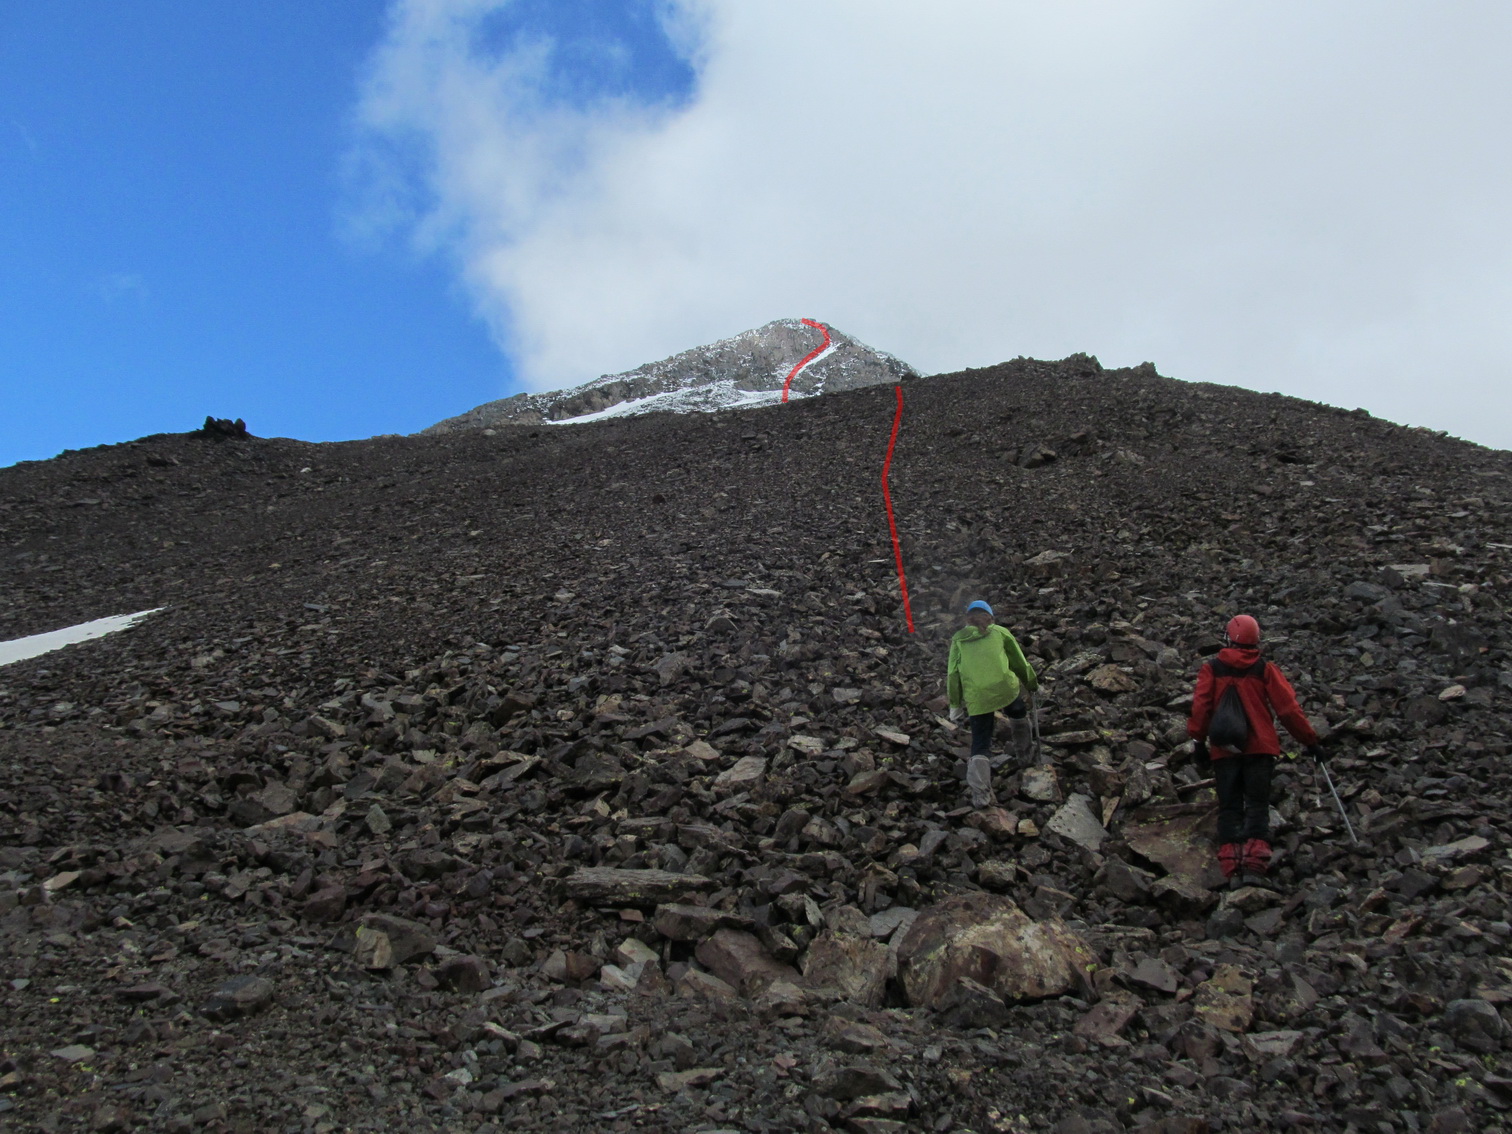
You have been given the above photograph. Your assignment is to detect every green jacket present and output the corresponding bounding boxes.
[947,624,1038,716]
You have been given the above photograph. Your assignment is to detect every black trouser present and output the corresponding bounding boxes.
[968,696,1026,757]
[1213,753,1275,843]
[969,713,996,756]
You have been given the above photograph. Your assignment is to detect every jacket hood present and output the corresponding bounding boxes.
[1217,645,1262,667]
[953,625,993,643]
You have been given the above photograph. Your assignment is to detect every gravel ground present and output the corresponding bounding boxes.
[2,355,1511,1133]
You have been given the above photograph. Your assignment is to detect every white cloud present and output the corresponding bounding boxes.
[355,0,1512,449]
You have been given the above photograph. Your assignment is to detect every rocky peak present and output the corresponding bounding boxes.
[421,318,915,432]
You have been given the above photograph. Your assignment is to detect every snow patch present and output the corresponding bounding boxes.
[0,609,163,667]
[793,340,839,392]
[545,379,792,425]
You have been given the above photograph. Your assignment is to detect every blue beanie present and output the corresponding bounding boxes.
[966,600,993,615]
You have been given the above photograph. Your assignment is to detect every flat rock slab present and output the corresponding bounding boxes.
[896,892,1095,1008]
[1020,766,1063,803]
[564,867,714,907]
[1126,957,1180,995]
[712,755,766,793]
[1123,802,1221,882]
[1421,835,1490,863]
[1046,793,1107,851]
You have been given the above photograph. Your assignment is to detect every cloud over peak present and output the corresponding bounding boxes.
[353,1,1512,449]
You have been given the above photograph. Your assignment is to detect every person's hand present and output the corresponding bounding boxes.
[1192,740,1208,760]
[949,706,965,722]
[1305,744,1325,760]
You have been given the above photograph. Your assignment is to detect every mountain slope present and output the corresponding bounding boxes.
[2,356,1511,1132]
[422,317,916,431]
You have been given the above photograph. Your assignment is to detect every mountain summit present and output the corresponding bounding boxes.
[422,317,916,432]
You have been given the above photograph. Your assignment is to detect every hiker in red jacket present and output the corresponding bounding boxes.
[1188,615,1322,883]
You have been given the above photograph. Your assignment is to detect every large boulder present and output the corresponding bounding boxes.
[896,893,1095,1009]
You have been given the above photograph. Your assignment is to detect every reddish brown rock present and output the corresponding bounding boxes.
[652,902,753,941]
[800,930,890,1008]
[301,885,346,922]
[694,928,798,996]
[896,893,1095,1009]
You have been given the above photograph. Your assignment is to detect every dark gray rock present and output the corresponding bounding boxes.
[200,976,275,1021]
[1443,999,1503,1053]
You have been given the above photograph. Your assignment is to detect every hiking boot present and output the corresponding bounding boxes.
[1218,842,1241,879]
[1241,838,1272,876]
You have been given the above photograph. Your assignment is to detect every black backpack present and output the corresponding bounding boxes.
[1207,658,1267,751]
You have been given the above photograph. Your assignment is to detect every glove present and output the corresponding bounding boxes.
[1305,745,1325,759]
[949,706,965,722]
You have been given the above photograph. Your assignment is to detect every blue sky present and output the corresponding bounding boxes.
[0,2,693,466]
[4,3,1512,466]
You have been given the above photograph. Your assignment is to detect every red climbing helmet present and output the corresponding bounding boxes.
[1224,614,1261,647]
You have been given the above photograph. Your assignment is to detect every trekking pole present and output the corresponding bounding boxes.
[1029,690,1043,765]
[1314,752,1359,846]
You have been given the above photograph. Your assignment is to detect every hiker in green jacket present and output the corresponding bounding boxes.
[947,600,1039,807]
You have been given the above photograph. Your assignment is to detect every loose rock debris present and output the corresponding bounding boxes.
[2,354,1512,1131]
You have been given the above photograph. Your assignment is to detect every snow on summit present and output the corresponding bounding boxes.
[421,319,916,433]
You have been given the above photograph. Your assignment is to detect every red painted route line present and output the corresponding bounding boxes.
[780,318,832,403]
[881,384,915,633]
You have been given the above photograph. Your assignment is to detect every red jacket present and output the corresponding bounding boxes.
[1187,645,1318,758]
